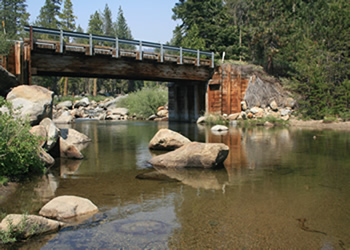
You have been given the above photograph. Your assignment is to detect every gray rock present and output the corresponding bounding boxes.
[29,125,47,148]
[0,214,63,239]
[56,100,73,110]
[60,128,91,145]
[6,85,54,125]
[149,129,191,150]
[73,97,90,109]
[285,97,296,108]
[38,148,55,166]
[40,118,59,151]
[53,111,74,124]
[228,113,240,120]
[280,109,291,116]
[148,142,229,169]
[211,125,229,131]
[241,101,247,111]
[269,100,278,111]
[148,114,157,120]
[157,109,168,117]
[108,107,128,116]
[59,137,84,159]
[196,116,206,124]
[250,107,263,114]
[39,195,99,220]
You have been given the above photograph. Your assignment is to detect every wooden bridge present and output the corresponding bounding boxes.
[1,26,249,122]
[2,26,214,84]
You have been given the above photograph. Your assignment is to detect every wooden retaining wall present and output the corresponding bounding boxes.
[207,64,250,115]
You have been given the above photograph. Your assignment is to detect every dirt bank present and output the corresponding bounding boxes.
[289,119,350,131]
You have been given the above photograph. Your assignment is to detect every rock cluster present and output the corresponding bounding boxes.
[230,97,295,122]
[53,96,169,123]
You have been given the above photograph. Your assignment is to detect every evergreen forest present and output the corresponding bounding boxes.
[1,0,349,119]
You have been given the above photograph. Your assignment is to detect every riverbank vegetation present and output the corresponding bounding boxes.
[118,86,168,119]
[1,0,349,120]
[0,97,45,182]
[171,0,349,120]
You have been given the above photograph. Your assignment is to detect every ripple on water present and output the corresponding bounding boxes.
[114,219,170,235]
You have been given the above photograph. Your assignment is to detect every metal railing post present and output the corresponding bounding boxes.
[160,44,164,63]
[89,34,93,56]
[60,29,63,53]
[211,52,214,68]
[115,37,119,58]
[197,49,200,66]
[139,41,142,60]
[180,47,183,64]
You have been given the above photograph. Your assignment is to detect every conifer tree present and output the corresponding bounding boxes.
[35,0,61,29]
[59,0,76,32]
[0,0,29,39]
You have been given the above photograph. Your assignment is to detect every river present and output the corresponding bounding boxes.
[2,120,350,249]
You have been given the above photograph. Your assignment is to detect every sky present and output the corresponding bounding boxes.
[26,0,180,44]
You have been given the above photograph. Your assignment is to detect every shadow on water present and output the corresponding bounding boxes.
[3,121,350,249]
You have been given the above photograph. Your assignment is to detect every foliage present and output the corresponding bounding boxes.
[171,0,349,119]
[0,0,29,39]
[118,87,168,118]
[172,0,239,59]
[34,0,61,31]
[0,214,40,244]
[0,33,12,56]
[205,113,228,125]
[0,97,45,181]
[59,0,76,34]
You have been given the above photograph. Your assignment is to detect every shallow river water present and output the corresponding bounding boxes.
[2,120,350,249]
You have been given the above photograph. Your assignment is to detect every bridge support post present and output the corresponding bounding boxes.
[168,81,206,122]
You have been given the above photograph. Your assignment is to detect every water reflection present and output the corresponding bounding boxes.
[3,121,350,249]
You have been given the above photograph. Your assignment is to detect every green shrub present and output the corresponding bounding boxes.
[118,87,168,119]
[0,97,45,181]
[205,113,228,125]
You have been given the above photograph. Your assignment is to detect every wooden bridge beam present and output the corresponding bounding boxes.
[30,52,214,82]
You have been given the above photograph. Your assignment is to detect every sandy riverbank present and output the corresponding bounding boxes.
[289,119,350,130]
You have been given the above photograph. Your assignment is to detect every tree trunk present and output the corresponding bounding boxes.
[63,77,68,96]
[93,78,97,96]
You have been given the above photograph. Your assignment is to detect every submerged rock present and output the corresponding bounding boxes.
[149,129,191,151]
[39,195,99,220]
[148,142,229,169]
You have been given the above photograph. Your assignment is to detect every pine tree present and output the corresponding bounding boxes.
[115,6,133,40]
[59,0,76,32]
[103,4,114,36]
[0,0,29,39]
[35,0,61,30]
[88,11,103,36]
[172,0,239,59]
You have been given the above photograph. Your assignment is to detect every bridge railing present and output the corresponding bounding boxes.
[24,26,214,68]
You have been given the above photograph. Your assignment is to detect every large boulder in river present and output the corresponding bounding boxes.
[39,195,99,220]
[40,118,60,151]
[149,129,191,150]
[0,214,63,239]
[148,142,229,168]
[53,110,74,124]
[6,85,54,125]
[59,137,84,159]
